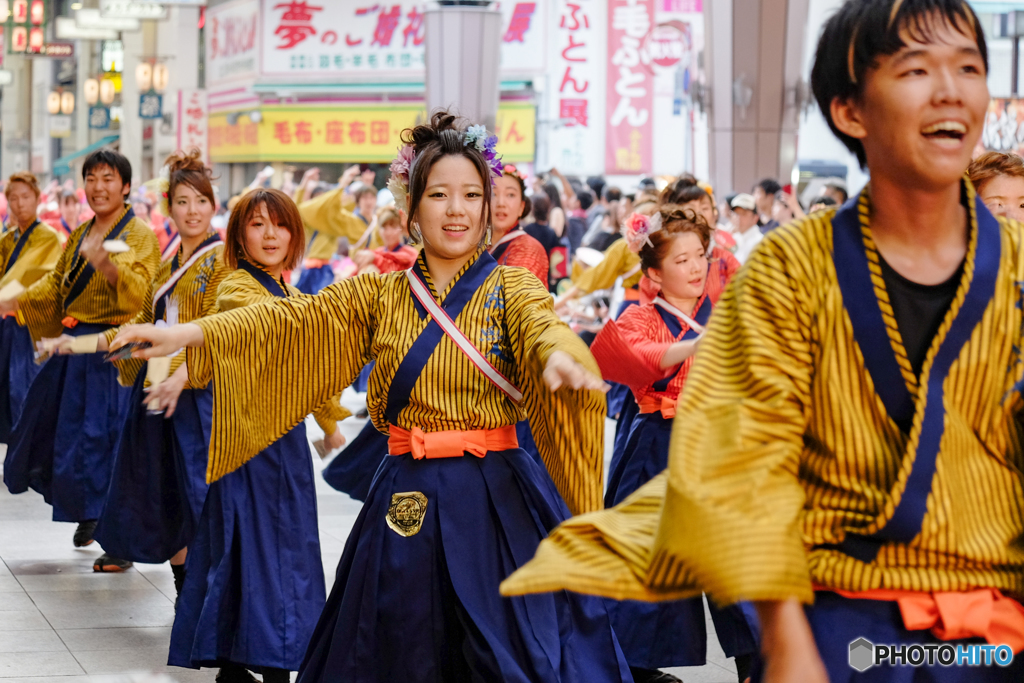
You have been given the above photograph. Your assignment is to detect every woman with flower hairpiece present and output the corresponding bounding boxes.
[109,111,631,682]
[588,204,759,683]
[490,163,549,285]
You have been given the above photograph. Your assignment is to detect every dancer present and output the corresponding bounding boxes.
[967,151,1024,222]
[295,166,366,294]
[168,188,340,683]
[593,205,756,683]
[0,173,62,442]
[45,150,230,581]
[490,163,549,284]
[352,206,417,275]
[111,112,631,683]
[503,2,1024,682]
[0,150,159,559]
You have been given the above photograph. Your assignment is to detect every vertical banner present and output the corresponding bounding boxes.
[606,0,654,174]
[178,89,209,164]
[547,0,605,175]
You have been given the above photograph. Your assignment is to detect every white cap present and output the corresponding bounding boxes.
[729,193,757,212]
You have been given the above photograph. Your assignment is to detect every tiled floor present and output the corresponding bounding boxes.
[0,391,741,682]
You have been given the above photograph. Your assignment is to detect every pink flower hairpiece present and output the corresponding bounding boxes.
[623,211,662,253]
[503,164,528,181]
[387,143,416,212]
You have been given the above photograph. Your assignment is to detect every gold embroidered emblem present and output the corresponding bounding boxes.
[386,491,428,537]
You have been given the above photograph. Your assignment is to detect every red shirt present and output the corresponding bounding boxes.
[490,229,550,286]
[373,244,418,274]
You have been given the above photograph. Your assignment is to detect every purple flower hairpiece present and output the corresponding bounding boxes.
[464,125,504,180]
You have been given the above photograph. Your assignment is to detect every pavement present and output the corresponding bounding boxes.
[0,389,742,682]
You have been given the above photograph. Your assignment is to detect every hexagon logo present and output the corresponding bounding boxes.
[849,637,875,672]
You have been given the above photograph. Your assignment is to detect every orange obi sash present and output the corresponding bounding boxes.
[623,288,641,301]
[61,316,78,329]
[638,394,677,419]
[303,258,329,269]
[818,585,1024,653]
[387,424,518,460]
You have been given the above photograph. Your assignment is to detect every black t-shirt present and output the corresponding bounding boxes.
[878,255,965,378]
[587,231,622,253]
[523,222,560,255]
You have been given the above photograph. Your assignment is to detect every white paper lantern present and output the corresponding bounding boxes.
[135,63,152,92]
[84,78,99,106]
[60,91,75,115]
[99,79,116,106]
[152,63,169,94]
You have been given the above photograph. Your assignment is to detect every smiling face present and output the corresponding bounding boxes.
[170,183,215,240]
[979,174,1024,223]
[647,231,708,301]
[492,173,527,235]
[6,182,38,229]
[244,202,293,275]
[832,14,989,191]
[381,220,404,249]
[84,163,130,218]
[415,155,487,261]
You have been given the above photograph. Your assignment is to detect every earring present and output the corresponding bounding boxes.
[410,222,422,244]
[485,224,492,247]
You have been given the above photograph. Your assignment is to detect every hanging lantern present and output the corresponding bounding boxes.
[0,1,10,23]
[11,0,26,23]
[28,26,42,52]
[99,79,116,106]
[61,91,75,115]
[84,79,100,106]
[152,63,169,94]
[11,27,26,52]
[135,62,152,92]
[29,0,42,25]
[47,91,61,115]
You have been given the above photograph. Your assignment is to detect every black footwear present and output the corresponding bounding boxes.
[216,664,258,683]
[630,667,683,683]
[74,520,98,547]
[261,668,291,683]
[92,554,133,572]
[734,654,754,683]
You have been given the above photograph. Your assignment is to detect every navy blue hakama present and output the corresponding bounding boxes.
[93,368,213,563]
[0,316,44,443]
[168,422,325,673]
[295,264,334,295]
[751,591,1024,682]
[298,446,633,683]
[322,419,387,502]
[604,411,759,668]
[3,323,131,522]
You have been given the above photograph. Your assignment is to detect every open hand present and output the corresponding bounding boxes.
[110,323,204,360]
[543,350,607,393]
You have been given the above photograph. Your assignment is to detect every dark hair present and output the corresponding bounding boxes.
[809,195,839,209]
[542,182,562,210]
[578,189,595,211]
[604,186,622,203]
[82,149,132,189]
[353,185,377,202]
[587,176,606,200]
[639,204,714,273]
[531,193,551,223]
[60,189,78,205]
[225,188,305,270]
[165,148,216,207]
[824,182,849,203]
[755,178,782,196]
[968,151,1024,193]
[811,0,986,168]
[5,171,40,199]
[499,166,533,220]
[400,110,494,243]
[660,175,712,206]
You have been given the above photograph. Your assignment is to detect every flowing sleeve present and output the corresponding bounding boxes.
[113,221,161,315]
[107,283,155,387]
[17,243,71,343]
[502,231,815,605]
[503,268,606,515]
[573,239,638,293]
[299,187,368,242]
[186,274,383,482]
[0,226,62,290]
[615,305,674,373]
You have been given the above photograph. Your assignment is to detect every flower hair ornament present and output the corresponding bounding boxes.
[464,125,504,180]
[502,163,528,181]
[623,211,663,253]
[386,143,416,213]
[143,164,171,217]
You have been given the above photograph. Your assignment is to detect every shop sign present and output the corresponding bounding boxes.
[606,0,654,173]
[139,92,163,118]
[205,0,259,87]
[209,103,535,163]
[89,106,112,129]
[177,89,208,163]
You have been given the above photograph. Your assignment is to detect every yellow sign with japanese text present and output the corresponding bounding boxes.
[209,103,535,164]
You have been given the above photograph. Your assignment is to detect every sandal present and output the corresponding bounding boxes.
[92,554,133,572]
[215,664,258,683]
[630,667,683,683]
[74,520,98,547]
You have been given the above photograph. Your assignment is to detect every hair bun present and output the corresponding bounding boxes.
[403,110,466,154]
[165,148,205,175]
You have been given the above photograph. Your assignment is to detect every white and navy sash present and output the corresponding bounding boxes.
[238,259,289,298]
[3,220,40,275]
[385,253,522,425]
[152,233,222,322]
[64,207,135,310]
[489,226,525,262]
[651,295,711,392]
[826,190,1000,563]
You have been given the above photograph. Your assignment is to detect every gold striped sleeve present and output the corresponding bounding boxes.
[186,273,382,482]
[0,224,62,290]
[300,187,368,242]
[18,233,74,342]
[503,221,817,603]
[110,219,161,315]
[504,268,607,515]
[573,239,641,293]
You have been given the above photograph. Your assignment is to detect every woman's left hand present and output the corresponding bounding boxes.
[145,366,188,417]
[543,350,608,393]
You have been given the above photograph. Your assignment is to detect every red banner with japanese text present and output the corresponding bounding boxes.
[177,89,208,165]
[606,0,654,174]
